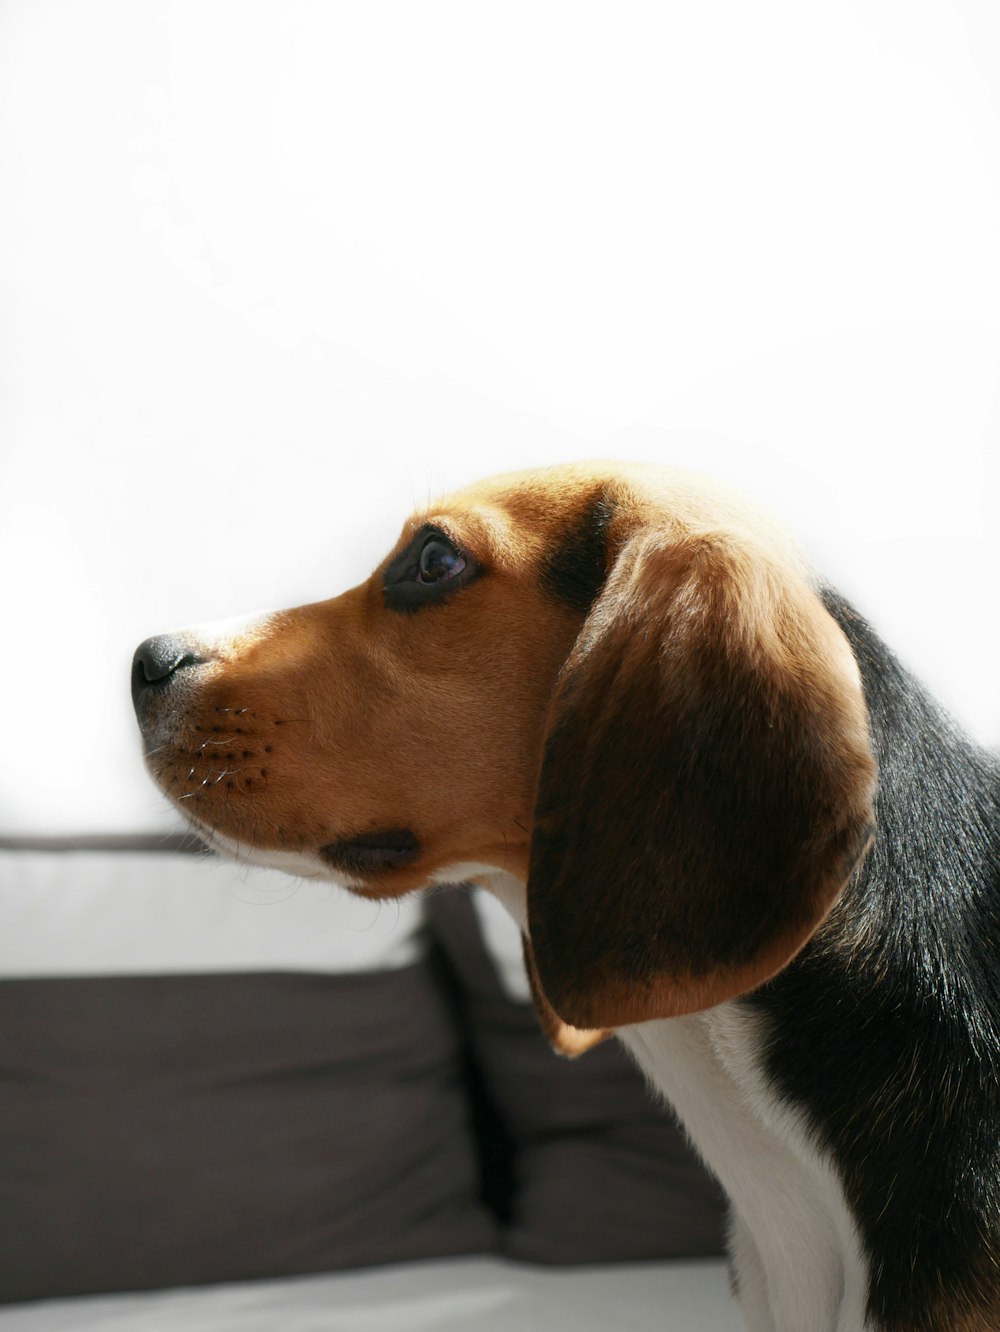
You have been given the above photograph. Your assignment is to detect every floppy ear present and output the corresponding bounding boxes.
[527,528,876,1030]
[522,934,610,1057]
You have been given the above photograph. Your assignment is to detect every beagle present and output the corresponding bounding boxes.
[132,462,1000,1332]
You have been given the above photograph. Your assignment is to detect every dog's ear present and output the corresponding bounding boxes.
[527,528,876,1030]
[522,934,610,1057]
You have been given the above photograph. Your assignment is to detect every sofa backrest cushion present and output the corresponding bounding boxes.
[0,847,496,1303]
[427,887,727,1264]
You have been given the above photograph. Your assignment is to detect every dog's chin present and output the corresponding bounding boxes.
[178,815,435,899]
[175,817,352,887]
[175,807,500,900]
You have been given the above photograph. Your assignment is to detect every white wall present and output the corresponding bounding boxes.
[1,0,997,834]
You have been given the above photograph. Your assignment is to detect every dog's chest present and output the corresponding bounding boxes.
[619,1007,871,1332]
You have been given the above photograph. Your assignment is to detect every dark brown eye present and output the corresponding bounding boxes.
[383,525,479,612]
[417,536,466,585]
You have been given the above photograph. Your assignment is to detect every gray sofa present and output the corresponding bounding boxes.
[0,843,737,1329]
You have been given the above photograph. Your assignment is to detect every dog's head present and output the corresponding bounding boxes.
[133,462,875,1037]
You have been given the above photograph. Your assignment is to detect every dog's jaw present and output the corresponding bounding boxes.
[188,821,362,888]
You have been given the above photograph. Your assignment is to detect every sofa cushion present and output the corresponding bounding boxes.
[427,887,727,1264]
[0,847,496,1303]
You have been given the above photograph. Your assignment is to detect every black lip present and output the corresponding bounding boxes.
[319,829,421,876]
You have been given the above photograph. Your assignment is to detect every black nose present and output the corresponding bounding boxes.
[131,635,206,708]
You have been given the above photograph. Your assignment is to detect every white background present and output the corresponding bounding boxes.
[1,0,997,835]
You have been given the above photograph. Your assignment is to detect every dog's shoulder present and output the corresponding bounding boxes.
[748,587,1000,1332]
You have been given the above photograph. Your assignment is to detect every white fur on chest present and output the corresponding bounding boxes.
[621,1008,870,1332]
[477,870,872,1331]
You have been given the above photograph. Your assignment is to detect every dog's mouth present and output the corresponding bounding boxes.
[134,671,432,893]
[143,711,282,815]
[174,810,426,891]
[144,717,426,886]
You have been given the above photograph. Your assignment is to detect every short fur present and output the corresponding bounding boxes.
[530,528,876,1025]
[132,461,1000,1332]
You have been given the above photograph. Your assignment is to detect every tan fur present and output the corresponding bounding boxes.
[141,461,875,1028]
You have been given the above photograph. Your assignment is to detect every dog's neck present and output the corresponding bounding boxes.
[475,868,529,932]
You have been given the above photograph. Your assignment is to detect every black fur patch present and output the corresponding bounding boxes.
[539,492,617,613]
[747,590,1000,1330]
[319,829,421,876]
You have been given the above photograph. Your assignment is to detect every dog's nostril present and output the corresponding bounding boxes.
[131,635,207,701]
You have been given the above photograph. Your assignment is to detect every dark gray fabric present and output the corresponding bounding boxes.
[426,891,727,1264]
[0,966,497,1303]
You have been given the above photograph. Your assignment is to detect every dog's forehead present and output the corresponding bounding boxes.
[413,462,805,576]
[392,463,622,572]
[433,464,610,531]
[442,461,645,520]
[419,461,671,545]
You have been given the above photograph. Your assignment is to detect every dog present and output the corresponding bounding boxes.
[132,461,1000,1332]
